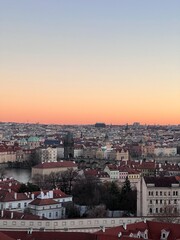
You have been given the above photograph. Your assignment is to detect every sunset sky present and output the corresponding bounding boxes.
[1,0,180,125]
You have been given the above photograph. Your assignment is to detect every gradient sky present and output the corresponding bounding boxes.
[1,0,180,125]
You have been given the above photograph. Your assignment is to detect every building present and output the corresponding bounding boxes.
[27,136,40,149]
[137,176,180,217]
[0,189,31,211]
[32,161,78,178]
[0,144,19,163]
[38,147,57,162]
[28,191,65,219]
[96,220,180,240]
[154,147,177,157]
[116,148,129,162]
[104,164,119,180]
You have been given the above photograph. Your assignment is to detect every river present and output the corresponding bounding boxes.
[4,168,31,183]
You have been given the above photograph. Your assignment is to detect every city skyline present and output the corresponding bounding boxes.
[1,1,180,125]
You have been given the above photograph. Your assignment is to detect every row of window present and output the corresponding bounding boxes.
[8,202,27,209]
[149,207,178,214]
[148,191,178,196]
[149,199,177,204]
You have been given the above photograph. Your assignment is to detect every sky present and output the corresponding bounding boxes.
[0,0,180,125]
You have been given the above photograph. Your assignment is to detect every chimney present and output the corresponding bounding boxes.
[11,212,13,219]
[48,190,53,198]
[100,226,105,232]
[123,223,127,230]
[118,232,122,238]
[31,193,35,200]
[27,228,33,234]
[14,193,17,199]
[1,210,4,218]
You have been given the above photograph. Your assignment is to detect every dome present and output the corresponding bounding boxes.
[28,136,39,142]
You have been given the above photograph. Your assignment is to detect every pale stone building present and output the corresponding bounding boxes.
[137,176,180,216]
[32,161,78,178]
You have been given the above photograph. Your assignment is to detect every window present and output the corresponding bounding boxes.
[156,191,158,196]
[149,208,152,213]
[164,192,166,196]
[160,200,162,204]
[56,212,58,217]
[150,200,152,204]
[156,208,158,213]
[49,213,51,218]
[156,200,158,204]
[174,199,177,204]
[24,202,27,207]
[162,233,166,239]
[160,191,162,196]
[18,203,21,208]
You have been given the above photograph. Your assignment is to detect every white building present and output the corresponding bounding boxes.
[137,176,180,217]
[28,191,65,219]
[0,190,32,211]
[39,147,57,162]
[104,165,119,180]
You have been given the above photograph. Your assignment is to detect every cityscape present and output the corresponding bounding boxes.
[1,0,180,240]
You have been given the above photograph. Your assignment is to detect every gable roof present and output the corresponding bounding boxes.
[2,231,97,240]
[144,176,179,187]
[29,198,58,206]
[33,161,77,169]
[0,190,29,202]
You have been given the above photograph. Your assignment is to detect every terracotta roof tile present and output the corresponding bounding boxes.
[34,161,77,169]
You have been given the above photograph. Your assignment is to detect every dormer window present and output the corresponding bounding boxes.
[161,229,170,240]
[144,229,148,239]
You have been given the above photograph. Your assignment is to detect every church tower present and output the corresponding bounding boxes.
[63,132,74,159]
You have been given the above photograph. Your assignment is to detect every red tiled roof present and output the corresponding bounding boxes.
[0,190,29,202]
[32,189,69,199]
[0,232,15,240]
[147,221,180,240]
[144,176,179,187]
[2,231,97,240]
[96,221,180,239]
[29,198,58,206]
[0,144,21,153]
[106,164,118,171]
[33,161,77,169]
[96,221,147,237]
[0,210,47,220]
[0,178,21,192]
